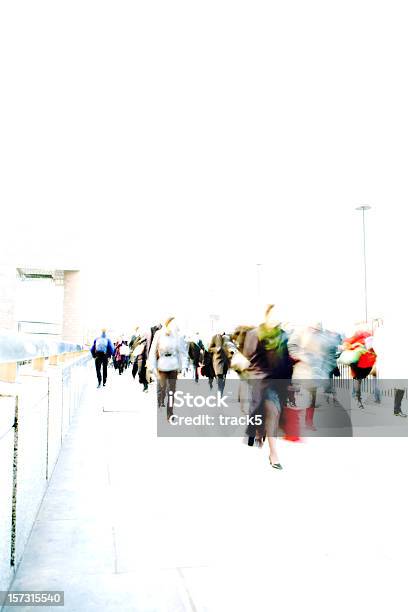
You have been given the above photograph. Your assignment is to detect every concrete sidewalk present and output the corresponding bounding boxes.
[4,370,408,612]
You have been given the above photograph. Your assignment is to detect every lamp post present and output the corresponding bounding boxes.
[355,206,371,323]
[256,263,262,300]
[210,313,219,334]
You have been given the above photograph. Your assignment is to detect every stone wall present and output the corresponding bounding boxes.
[0,355,90,594]
[0,396,15,592]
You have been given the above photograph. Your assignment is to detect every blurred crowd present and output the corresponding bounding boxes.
[90,305,405,470]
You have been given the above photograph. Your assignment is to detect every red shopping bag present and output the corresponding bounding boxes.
[281,405,302,442]
[357,350,376,369]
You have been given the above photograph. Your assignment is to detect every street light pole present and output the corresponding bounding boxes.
[256,263,262,300]
[355,206,371,323]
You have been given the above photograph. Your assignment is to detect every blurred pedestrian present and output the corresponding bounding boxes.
[119,340,130,370]
[288,322,337,430]
[242,304,293,469]
[148,317,185,419]
[340,327,376,409]
[114,338,126,375]
[201,344,216,389]
[208,331,230,395]
[129,327,142,379]
[189,332,204,382]
[138,324,161,392]
[90,328,115,388]
[373,321,407,417]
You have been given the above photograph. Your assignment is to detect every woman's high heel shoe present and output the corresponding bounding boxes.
[269,457,283,470]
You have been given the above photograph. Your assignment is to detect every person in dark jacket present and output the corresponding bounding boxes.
[113,338,127,375]
[129,327,142,379]
[188,333,204,382]
[243,305,293,469]
[138,324,161,392]
[90,329,115,388]
[201,348,216,389]
[208,332,231,395]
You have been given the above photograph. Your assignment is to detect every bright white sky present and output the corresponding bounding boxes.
[1,1,407,338]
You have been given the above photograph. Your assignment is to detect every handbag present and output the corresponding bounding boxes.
[357,350,376,369]
[230,350,251,373]
[132,343,145,359]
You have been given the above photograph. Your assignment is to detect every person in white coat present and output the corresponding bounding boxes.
[147,317,185,418]
[373,321,407,417]
[288,322,334,430]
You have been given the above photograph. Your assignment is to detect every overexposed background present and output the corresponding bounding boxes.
[1,0,406,335]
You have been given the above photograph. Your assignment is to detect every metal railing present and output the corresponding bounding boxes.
[335,363,406,399]
[0,332,86,383]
